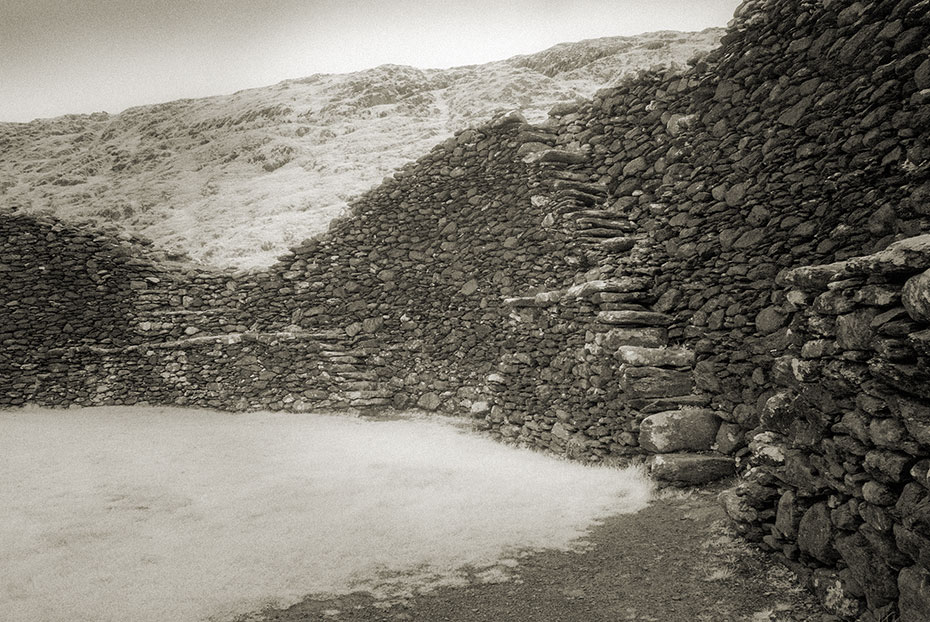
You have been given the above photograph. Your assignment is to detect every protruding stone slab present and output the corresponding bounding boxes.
[846,235,930,276]
[523,148,588,165]
[598,310,673,326]
[631,394,712,414]
[781,261,850,289]
[617,346,694,368]
[620,366,693,398]
[565,278,650,298]
[600,237,637,252]
[639,409,721,453]
[646,453,735,485]
[595,327,668,349]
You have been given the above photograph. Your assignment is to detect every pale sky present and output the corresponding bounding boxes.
[0,0,742,123]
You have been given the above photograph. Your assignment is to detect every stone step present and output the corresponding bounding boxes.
[574,217,634,231]
[597,302,650,312]
[343,389,394,399]
[502,291,562,308]
[646,453,735,486]
[550,180,608,195]
[325,355,360,364]
[594,327,669,348]
[639,409,720,453]
[565,278,651,298]
[527,149,588,165]
[616,346,695,368]
[339,370,381,381]
[348,397,393,407]
[628,394,712,414]
[549,170,593,182]
[600,237,638,253]
[598,310,674,326]
[579,228,637,239]
[619,366,693,398]
[554,189,603,206]
[344,381,388,391]
[591,292,652,304]
[564,209,629,221]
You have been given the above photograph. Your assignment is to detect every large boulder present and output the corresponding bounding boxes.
[638,408,721,453]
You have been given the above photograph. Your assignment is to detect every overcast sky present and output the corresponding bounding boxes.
[1,0,742,123]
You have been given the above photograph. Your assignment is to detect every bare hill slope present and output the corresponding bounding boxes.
[0,29,721,267]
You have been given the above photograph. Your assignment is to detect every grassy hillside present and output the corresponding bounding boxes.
[0,29,721,267]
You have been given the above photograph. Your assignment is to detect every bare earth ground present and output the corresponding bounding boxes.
[246,483,835,622]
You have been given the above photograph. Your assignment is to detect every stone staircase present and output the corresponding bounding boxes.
[492,135,735,482]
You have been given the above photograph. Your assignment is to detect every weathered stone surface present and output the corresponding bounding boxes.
[622,156,648,176]
[714,422,743,454]
[865,450,913,483]
[755,307,788,334]
[836,531,899,610]
[616,346,694,367]
[903,269,930,322]
[836,309,877,350]
[797,502,837,564]
[600,237,637,252]
[620,367,693,399]
[847,235,930,276]
[775,490,800,539]
[595,327,668,348]
[638,408,721,453]
[416,392,441,411]
[564,278,649,298]
[526,149,587,165]
[646,453,735,485]
[899,566,930,622]
[782,262,849,289]
[597,310,673,326]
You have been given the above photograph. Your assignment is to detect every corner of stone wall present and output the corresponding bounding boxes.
[722,234,930,621]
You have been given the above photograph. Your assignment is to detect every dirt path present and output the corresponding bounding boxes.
[245,483,835,622]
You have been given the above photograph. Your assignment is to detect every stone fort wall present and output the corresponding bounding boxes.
[3,0,930,618]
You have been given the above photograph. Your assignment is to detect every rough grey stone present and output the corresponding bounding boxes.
[638,408,721,453]
[903,269,930,322]
[646,453,735,485]
[797,502,838,564]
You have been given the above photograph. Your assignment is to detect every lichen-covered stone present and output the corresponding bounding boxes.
[899,566,930,622]
[797,502,837,565]
[903,269,930,322]
[638,408,721,453]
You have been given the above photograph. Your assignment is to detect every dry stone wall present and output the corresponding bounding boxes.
[1,114,590,414]
[721,237,930,621]
[474,0,930,474]
[3,2,930,612]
